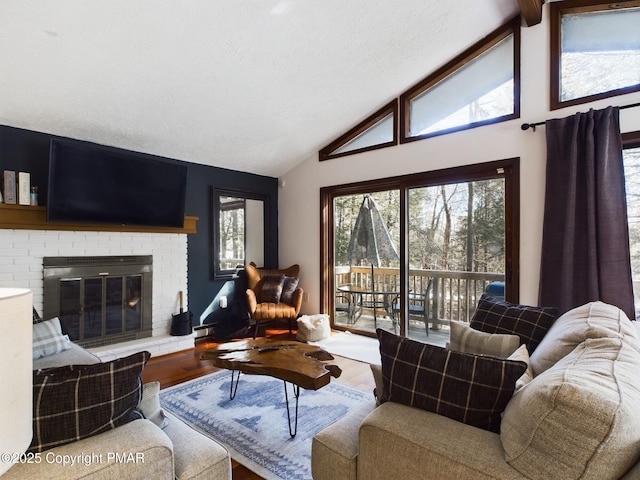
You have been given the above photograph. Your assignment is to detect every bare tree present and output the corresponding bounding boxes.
[441,185,452,269]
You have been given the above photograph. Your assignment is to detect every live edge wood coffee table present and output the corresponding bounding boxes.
[201,338,342,437]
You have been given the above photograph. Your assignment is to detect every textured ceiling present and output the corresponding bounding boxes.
[0,0,520,177]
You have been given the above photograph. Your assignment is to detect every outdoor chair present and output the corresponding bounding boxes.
[359,291,391,330]
[335,290,354,323]
[391,279,432,337]
[245,263,303,338]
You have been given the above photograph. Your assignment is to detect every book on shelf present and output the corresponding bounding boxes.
[18,172,31,206]
[3,170,16,204]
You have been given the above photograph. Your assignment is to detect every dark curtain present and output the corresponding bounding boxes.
[538,106,635,319]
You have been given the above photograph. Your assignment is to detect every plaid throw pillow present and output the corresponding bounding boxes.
[470,294,558,354]
[258,274,285,303]
[29,351,150,453]
[377,329,527,433]
[32,317,71,360]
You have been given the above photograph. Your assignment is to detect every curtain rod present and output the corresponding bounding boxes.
[521,101,640,132]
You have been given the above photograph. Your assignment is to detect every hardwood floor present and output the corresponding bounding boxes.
[142,328,376,480]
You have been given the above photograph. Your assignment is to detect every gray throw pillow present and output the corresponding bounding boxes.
[449,319,521,357]
[33,317,72,360]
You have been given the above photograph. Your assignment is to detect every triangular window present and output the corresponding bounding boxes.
[320,101,397,161]
[401,18,520,142]
[319,17,520,160]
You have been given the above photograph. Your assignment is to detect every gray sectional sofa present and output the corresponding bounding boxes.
[312,301,640,480]
[4,334,231,480]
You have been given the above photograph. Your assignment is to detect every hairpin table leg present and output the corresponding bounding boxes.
[229,370,240,400]
[283,381,300,437]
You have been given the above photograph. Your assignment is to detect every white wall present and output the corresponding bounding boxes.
[0,229,193,359]
[278,7,640,313]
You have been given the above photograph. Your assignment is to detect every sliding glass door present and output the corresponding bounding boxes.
[406,178,505,344]
[321,159,518,344]
[333,190,400,336]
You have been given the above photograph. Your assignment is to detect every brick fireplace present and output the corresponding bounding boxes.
[0,228,194,360]
[43,255,154,348]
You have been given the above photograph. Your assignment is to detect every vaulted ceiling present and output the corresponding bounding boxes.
[1,0,531,177]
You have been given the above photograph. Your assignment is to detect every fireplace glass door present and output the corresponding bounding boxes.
[59,275,143,342]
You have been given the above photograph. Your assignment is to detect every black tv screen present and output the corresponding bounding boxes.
[47,138,188,228]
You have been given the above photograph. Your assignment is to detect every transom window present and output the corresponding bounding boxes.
[550,0,640,109]
[319,101,397,161]
[401,19,519,142]
[319,17,521,161]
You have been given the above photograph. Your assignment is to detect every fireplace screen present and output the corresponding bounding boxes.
[44,256,152,348]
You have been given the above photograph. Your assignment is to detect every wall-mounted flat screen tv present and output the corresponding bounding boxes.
[47,138,188,228]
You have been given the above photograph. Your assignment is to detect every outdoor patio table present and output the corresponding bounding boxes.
[337,284,400,329]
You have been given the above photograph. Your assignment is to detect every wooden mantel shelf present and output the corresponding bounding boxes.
[0,203,198,234]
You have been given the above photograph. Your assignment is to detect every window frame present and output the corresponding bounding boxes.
[320,158,520,337]
[550,0,640,110]
[319,100,398,161]
[211,187,271,280]
[399,16,521,144]
[318,16,521,161]
[622,130,640,318]
[623,131,640,147]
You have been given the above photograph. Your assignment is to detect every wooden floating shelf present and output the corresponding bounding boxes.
[0,203,198,234]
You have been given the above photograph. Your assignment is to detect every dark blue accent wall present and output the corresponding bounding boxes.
[0,125,278,328]
[184,162,278,326]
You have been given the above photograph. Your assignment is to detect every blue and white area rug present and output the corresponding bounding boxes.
[160,370,373,480]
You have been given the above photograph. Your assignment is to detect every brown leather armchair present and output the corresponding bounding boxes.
[245,263,304,338]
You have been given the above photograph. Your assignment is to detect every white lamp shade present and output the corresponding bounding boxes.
[0,288,32,475]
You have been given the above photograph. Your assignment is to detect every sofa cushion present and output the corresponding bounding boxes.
[377,329,526,433]
[501,337,640,480]
[3,419,175,480]
[29,350,150,453]
[530,301,639,375]
[163,410,232,480]
[280,276,300,305]
[470,294,558,354]
[311,400,376,480]
[32,317,71,360]
[33,341,101,370]
[252,302,298,320]
[449,320,521,357]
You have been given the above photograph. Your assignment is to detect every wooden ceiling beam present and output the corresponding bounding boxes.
[517,0,545,26]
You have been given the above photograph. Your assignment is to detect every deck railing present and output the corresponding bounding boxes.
[336,265,504,325]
